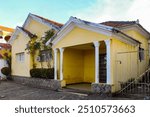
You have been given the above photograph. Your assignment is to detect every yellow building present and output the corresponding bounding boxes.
[0,25,14,43]
[9,13,63,77]
[0,25,14,79]
[46,17,150,93]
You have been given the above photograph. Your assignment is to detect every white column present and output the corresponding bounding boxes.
[54,49,58,80]
[59,48,64,81]
[93,41,100,83]
[104,39,111,84]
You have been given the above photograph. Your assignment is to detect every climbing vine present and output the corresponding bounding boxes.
[25,29,55,68]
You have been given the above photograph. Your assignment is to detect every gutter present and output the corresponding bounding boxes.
[112,28,141,44]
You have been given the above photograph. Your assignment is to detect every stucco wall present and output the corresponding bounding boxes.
[83,50,95,83]
[11,19,54,77]
[53,27,109,48]
[11,32,31,77]
[63,48,84,84]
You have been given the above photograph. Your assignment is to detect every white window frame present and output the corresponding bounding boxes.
[16,52,25,62]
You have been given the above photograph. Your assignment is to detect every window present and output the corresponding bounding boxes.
[16,52,25,62]
[139,47,144,62]
[40,50,52,62]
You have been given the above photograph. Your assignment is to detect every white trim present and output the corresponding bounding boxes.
[8,28,19,44]
[23,14,60,31]
[93,41,100,83]
[112,33,138,46]
[17,27,30,38]
[51,17,139,48]
[59,48,64,81]
[8,27,32,44]
[104,39,111,84]
[52,22,112,46]
[53,49,58,80]
[52,23,75,46]
[119,24,150,39]
[76,23,112,36]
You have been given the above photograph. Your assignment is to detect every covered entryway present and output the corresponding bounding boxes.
[53,40,111,91]
[51,19,113,93]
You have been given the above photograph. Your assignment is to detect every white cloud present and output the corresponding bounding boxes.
[73,0,150,32]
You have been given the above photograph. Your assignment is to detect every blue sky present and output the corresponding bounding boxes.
[0,0,94,27]
[1,0,150,31]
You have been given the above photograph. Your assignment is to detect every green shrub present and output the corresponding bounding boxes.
[30,68,54,79]
[1,67,11,76]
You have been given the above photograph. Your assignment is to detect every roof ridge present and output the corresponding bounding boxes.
[101,20,137,28]
[102,21,136,23]
[30,13,63,27]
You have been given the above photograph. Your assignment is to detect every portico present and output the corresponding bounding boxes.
[53,40,112,91]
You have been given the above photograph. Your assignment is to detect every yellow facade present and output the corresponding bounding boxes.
[10,15,149,92]
[11,32,31,77]
[11,18,54,77]
[53,26,149,92]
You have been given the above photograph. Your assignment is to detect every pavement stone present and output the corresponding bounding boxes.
[0,81,142,100]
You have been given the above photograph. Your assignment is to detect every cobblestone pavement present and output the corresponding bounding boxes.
[0,81,141,100]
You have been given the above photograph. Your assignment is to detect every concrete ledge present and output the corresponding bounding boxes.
[12,76,61,91]
[91,83,112,95]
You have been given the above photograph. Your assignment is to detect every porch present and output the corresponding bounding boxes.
[53,40,113,93]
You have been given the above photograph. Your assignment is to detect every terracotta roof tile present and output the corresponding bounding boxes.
[31,14,63,28]
[101,21,136,28]
[0,43,11,49]
[18,27,37,38]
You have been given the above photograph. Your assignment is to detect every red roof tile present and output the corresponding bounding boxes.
[0,43,11,49]
[31,14,63,28]
[101,21,136,28]
[18,27,37,38]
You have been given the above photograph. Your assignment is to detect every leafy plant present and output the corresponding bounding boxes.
[25,34,40,68]
[30,68,54,79]
[25,29,55,69]
[1,67,11,76]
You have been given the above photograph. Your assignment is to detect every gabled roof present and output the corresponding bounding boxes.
[8,26,36,44]
[101,20,150,38]
[9,13,63,44]
[17,27,36,38]
[23,13,63,31]
[0,25,14,32]
[31,14,63,28]
[47,16,140,46]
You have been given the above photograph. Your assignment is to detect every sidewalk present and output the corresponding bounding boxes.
[0,81,140,100]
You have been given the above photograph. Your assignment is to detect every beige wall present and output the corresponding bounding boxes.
[11,32,31,77]
[11,19,53,77]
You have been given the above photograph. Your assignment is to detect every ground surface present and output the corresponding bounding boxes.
[0,81,143,100]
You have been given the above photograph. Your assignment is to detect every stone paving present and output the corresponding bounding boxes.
[0,81,141,100]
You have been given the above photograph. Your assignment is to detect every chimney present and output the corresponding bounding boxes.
[136,19,139,24]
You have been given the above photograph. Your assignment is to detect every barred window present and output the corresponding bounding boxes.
[139,47,144,62]
[40,50,52,62]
